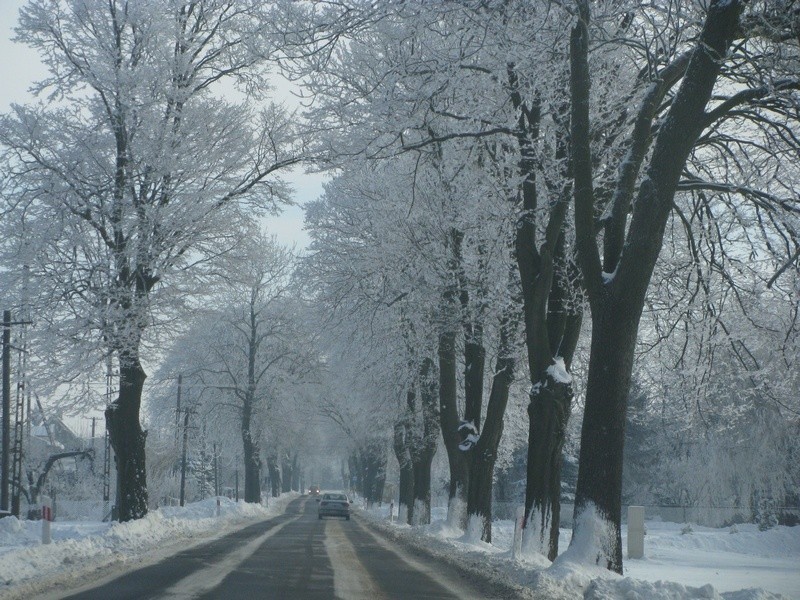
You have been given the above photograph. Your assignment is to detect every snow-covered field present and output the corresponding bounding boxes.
[0,493,298,600]
[363,505,800,600]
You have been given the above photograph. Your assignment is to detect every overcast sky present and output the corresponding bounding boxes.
[0,0,321,251]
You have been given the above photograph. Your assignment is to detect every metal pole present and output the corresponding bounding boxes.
[179,408,190,507]
[2,310,11,513]
[235,468,239,502]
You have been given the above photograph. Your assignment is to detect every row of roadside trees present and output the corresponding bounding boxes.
[0,0,797,578]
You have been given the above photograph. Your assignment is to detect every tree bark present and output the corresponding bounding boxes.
[466,309,515,542]
[393,419,414,524]
[438,329,469,526]
[360,441,386,504]
[507,64,584,558]
[410,357,438,526]
[267,454,281,497]
[524,377,572,559]
[281,455,293,493]
[572,308,637,571]
[106,356,148,521]
[241,388,262,502]
[291,454,301,491]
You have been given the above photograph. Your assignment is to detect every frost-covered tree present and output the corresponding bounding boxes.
[0,0,301,520]
[277,0,583,549]
[569,0,799,571]
[156,234,310,503]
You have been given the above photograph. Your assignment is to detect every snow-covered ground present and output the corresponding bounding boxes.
[363,504,799,600]
[1,495,796,599]
[0,493,298,600]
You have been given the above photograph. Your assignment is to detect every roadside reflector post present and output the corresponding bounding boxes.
[389,501,394,522]
[41,495,52,545]
[627,505,645,559]
[511,505,525,560]
[216,496,221,517]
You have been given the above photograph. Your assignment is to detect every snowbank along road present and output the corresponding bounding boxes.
[38,497,522,599]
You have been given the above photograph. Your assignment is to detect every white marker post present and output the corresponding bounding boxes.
[216,496,221,517]
[627,505,645,559]
[389,501,394,523]
[511,505,525,561]
[41,495,53,545]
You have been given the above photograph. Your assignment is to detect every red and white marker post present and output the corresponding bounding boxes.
[41,495,53,545]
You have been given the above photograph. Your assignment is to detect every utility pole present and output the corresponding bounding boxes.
[103,428,111,519]
[213,443,219,497]
[1,310,31,515]
[175,374,182,444]
[11,331,27,517]
[178,402,195,507]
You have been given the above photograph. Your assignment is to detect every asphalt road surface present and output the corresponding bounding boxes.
[49,497,516,600]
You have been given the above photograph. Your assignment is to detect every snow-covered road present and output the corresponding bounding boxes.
[1,497,525,599]
[1,495,797,599]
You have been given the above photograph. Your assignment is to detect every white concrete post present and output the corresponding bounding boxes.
[627,505,645,559]
[511,505,525,561]
[41,495,52,545]
[216,496,221,517]
[389,501,394,522]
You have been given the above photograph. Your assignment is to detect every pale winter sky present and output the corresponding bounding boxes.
[0,0,323,251]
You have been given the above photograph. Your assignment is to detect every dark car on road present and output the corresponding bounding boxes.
[318,493,351,520]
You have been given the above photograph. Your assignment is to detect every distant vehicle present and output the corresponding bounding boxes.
[318,493,350,520]
[309,485,320,496]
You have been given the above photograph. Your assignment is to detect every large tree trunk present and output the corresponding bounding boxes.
[572,309,637,571]
[106,357,148,521]
[438,329,469,527]
[242,435,261,503]
[523,377,572,558]
[410,357,438,526]
[411,454,433,525]
[506,70,583,559]
[241,393,261,503]
[281,455,293,494]
[267,454,281,497]
[462,329,485,435]
[569,0,742,573]
[360,442,386,504]
[393,419,414,524]
[291,454,300,491]
[466,311,515,543]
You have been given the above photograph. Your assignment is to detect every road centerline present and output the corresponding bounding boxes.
[157,515,301,599]
[324,517,386,600]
